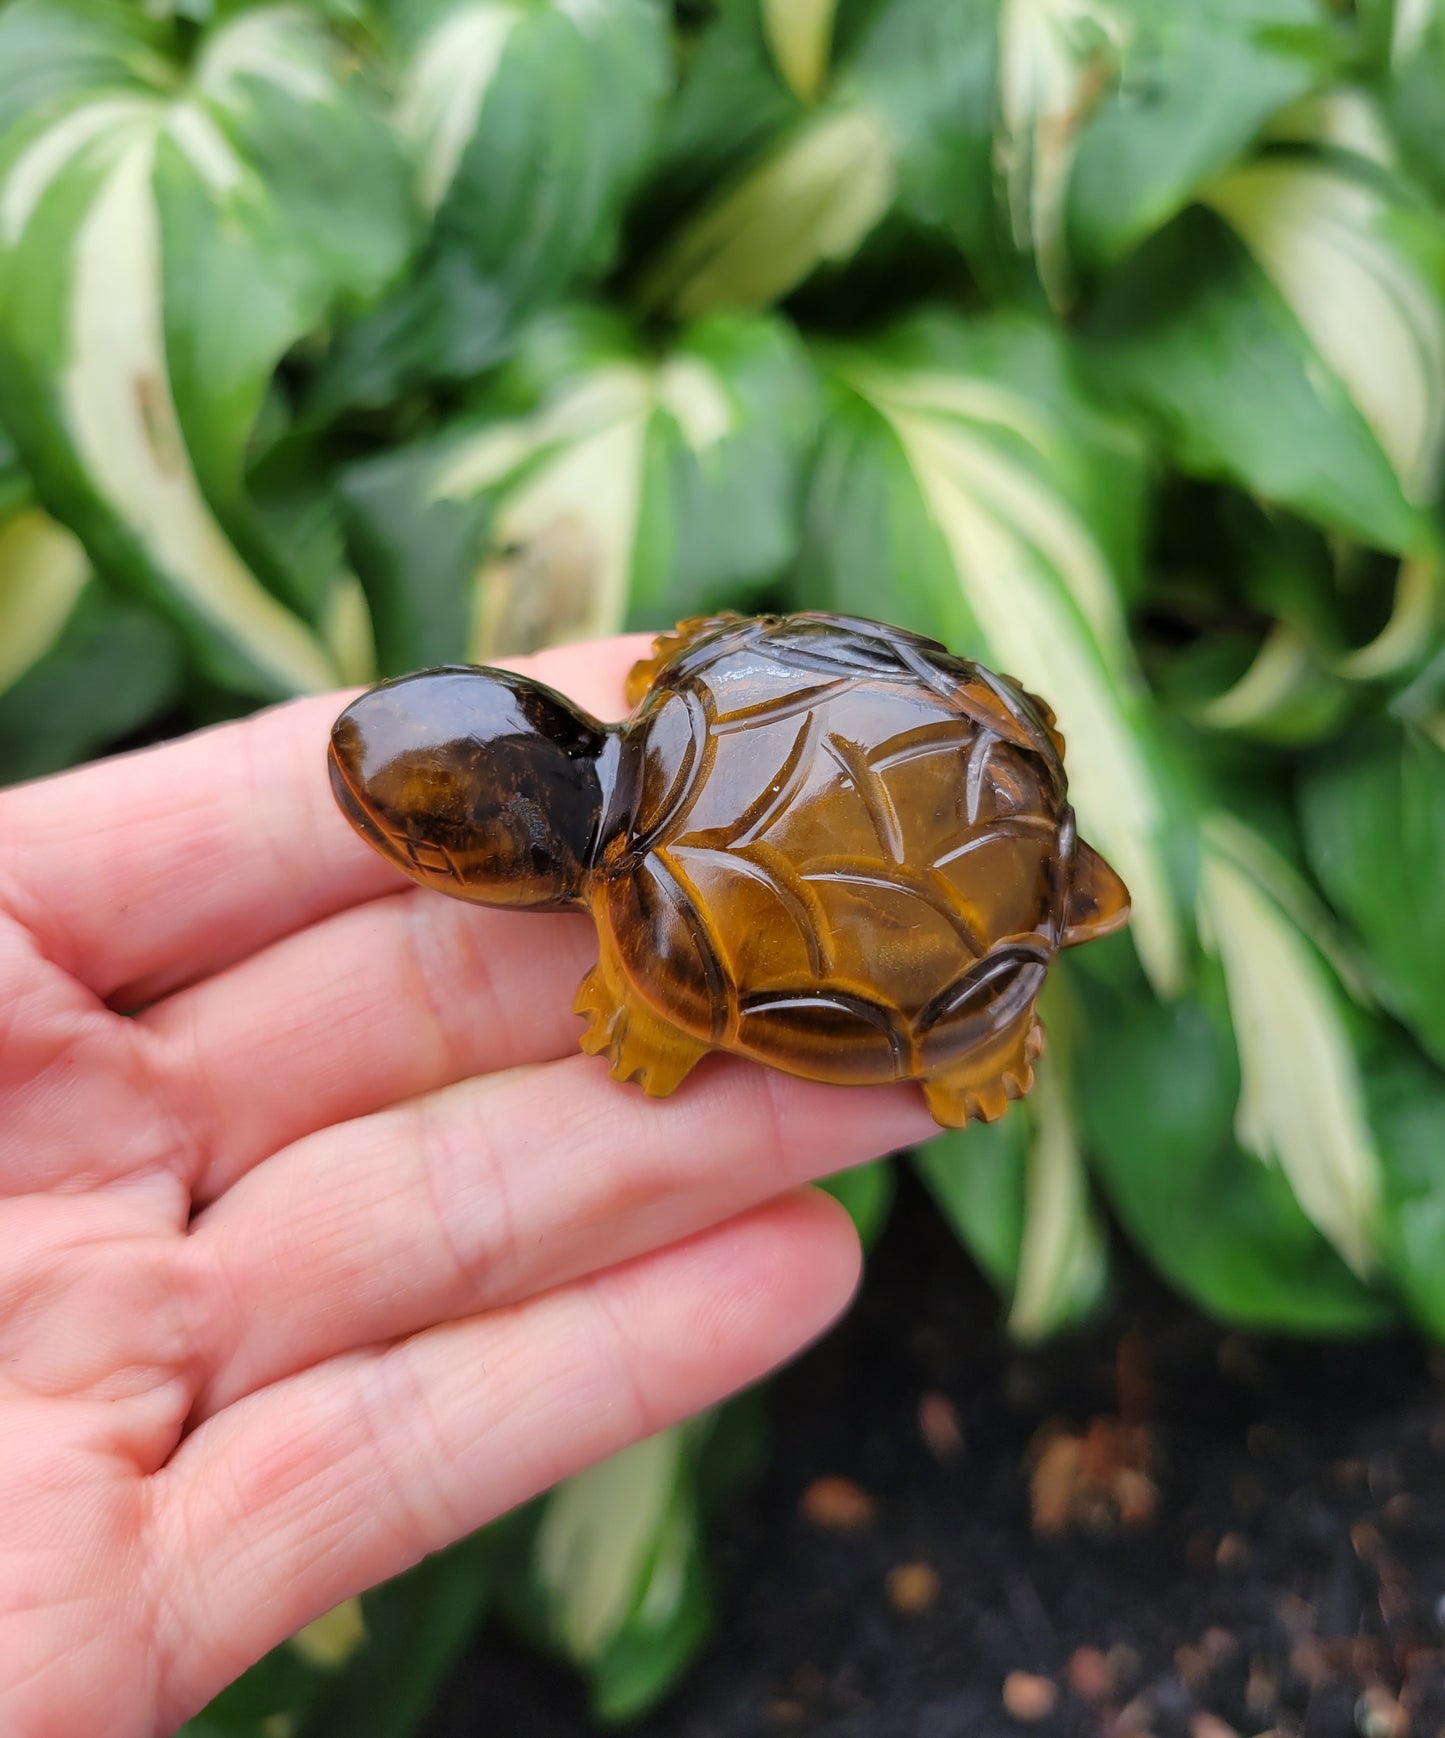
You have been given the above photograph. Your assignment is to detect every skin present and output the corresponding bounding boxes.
[0,634,935,1738]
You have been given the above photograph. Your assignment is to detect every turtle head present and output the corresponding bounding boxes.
[329,667,610,909]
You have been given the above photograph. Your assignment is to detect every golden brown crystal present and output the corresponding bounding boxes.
[329,612,1130,1127]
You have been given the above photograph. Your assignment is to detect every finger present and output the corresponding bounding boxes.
[188,1050,933,1416]
[152,1191,859,1729]
[0,637,649,1006]
[140,892,599,1203]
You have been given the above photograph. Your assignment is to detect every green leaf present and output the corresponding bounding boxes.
[1088,151,1445,554]
[317,0,670,404]
[1366,1033,1445,1340]
[914,981,1109,1340]
[1370,0,1445,201]
[799,309,1190,996]
[1076,963,1392,1333]
[1299,722,1445,1069]
[293,1535,493,1738]
[915,1116,1027,1300]
[338,308,818,672]
[0,418,30,521]
[1154,506,1364,746]
[183,1535,493,1738]
[0,3,413,698]
[0,0,172,140]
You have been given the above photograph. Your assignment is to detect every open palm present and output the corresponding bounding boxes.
[0,636,931,1738]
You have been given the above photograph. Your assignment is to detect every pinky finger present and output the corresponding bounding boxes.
[147,1190,862,1728]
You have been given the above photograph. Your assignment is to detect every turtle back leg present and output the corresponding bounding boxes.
[920,1011,1045,1128]
[624,613,745,709]
[575,917,710,1097]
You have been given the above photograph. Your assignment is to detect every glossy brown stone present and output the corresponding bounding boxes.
[328,612,1130,1127]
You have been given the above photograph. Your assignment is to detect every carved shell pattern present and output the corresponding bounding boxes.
[604,616,1076,1075]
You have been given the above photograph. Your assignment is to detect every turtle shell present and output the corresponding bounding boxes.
[594,613,1078,1087]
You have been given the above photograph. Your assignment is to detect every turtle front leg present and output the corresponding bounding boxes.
[574,934,709,1097]
[920,1014,1045,1129]
[624,613,743,709]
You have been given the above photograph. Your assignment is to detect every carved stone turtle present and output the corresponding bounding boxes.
[328,611,1130,1127]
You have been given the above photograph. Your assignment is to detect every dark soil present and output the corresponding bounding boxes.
[420,1174,1445,1738]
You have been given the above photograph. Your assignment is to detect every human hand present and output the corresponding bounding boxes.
[0,636,933,1737]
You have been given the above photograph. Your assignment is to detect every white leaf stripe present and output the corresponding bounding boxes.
[1391,0,1437,67]
[1198,817,1383,1278]
[1,94,157,244]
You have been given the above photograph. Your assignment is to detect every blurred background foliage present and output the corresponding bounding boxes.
[1,0,1443,1726]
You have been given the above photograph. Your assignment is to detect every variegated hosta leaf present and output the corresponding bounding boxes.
[338,309,818,673]
[638,0,1009,317]
[534,1431,688,1665]
[1202,159,1445,510]
[0,3,413,698]
[638,102,896,318]
[1197,813,1383,1278]
[318,0,668,403]
[866,0,1333,304]
[801,313,1187,995]
[1059,0,1336,269]
[523,1426,710,1722]
[1089,150,1445,556]
[1160,512,1364,746]
[914,983,1109,1340]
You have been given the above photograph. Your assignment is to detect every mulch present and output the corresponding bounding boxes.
[421,1172,1445,1738]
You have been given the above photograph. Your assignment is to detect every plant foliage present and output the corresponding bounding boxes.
[1,0,1443,1726]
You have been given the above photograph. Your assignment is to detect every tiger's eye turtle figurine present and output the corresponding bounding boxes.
[329,612,1130,1127]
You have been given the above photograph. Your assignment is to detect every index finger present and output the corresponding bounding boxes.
[0,637,649,1005]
